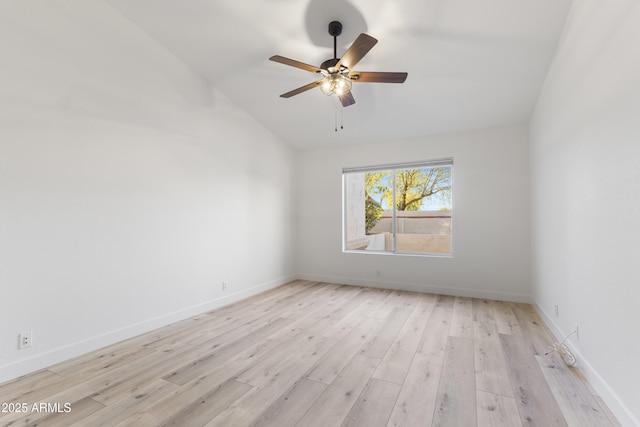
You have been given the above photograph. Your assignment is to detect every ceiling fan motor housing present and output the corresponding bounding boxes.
[321,58,340,71]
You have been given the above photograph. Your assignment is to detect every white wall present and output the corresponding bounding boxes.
[530,1,640,424]
[295,125,531,302]
[0,1,295,382]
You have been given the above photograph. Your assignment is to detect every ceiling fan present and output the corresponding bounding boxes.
[269,21,408,107]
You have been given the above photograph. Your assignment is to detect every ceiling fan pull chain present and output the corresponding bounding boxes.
[333,100,345,132]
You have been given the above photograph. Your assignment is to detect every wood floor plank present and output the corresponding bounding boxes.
[205,347,330,427]
[369,290,397,320]
[418,295,454,358]
[49,343,155,378]
[249,280,317,308]
[278,284,345,319]
[171,312,262,348]
[320,289,394,339]
[304,286,366,327]
[387,352,443,427]
[204,322,336,426]
[474,320,513,397]
[158,379,252,427]
[535,354,613,426]
[593,395,624,427]
[450,296,474,339]
[373,314,430,384]
[432,337,477,427]
[181,307,281,347]
[72,379,179,426]
[360,306,412,359]
[570,365,621,426]
[317,290,373,331]
[472,298,495,322]
[277,286,362,317]
[118,367,251,425]
[510,303,555,355]
[306,323,377,384]
[266,308,330,343]
[264,285,356,342]
[409,292,438,319]
[324,287,368,320]
[132,313,220,351]
[476,390,522,427]
[500,334,568,426]
[116,339,282,424]
[295,354,381,427]
[236,333,330,386]
[163,317,291,385]
[341,378,401,427]
[248,378,327,427]
[381,289,409,309]
[89,343,198,406]
[491,300,524,336]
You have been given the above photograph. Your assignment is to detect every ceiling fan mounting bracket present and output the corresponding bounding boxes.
[328,21,343,37]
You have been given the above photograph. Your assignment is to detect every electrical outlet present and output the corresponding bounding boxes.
[222,282,227,291]
[575,324,579,340]
[554,304,559,317]
[19,332,32,349]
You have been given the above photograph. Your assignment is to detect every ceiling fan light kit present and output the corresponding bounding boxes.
[320,73,352,96]
[269,20,408,111]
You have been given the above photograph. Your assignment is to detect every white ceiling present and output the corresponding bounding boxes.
[106,0,572,150]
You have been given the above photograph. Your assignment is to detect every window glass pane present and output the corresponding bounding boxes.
[364,170,392,252]
[393,166,452,254]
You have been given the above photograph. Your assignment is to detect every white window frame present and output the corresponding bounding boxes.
[342,158,454,257]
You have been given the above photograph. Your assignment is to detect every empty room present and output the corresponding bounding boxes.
[1,0,638,426]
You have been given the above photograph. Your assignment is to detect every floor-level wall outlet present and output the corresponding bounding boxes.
[222,282,227,291]
[554,304,559,317]
[19,332,32,349]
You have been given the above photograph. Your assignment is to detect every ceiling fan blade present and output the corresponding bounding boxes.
[269,55,322,73]
[279,80,323,98]
[339,91,356,107]
[349,71,408,83]
[335,33,378,71]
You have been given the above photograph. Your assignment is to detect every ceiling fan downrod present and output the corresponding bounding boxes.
[328,21,342,60]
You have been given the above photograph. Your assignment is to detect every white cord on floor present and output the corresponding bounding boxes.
[545,329,577,366]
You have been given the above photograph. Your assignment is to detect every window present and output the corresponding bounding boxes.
[343,159,453,256]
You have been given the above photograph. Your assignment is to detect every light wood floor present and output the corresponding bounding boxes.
[0,281,620,427]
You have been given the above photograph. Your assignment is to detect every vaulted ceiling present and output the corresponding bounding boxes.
[106,0,572,150]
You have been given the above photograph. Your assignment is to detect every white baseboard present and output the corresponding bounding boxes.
[296,273,533,304]
[0,275,294,385]
[534,303,639,427]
